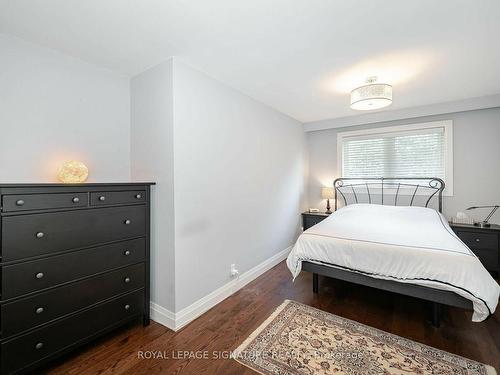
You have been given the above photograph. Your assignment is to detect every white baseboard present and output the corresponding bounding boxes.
[150,246,291,331]
[150,302,176,330]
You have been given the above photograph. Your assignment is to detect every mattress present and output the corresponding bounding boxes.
[287,203,500,321]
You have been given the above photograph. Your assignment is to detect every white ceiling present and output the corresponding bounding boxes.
[1,0,500,123]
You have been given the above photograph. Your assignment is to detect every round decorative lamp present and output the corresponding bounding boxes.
[57,160,89,183]
[350,76,392,110]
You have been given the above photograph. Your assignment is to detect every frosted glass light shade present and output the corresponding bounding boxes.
[350,83,392,110]
[57,160,89,183]
[321,187,334,199]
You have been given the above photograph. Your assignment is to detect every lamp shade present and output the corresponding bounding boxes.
[350,77,392,111]
[321,187,334,199]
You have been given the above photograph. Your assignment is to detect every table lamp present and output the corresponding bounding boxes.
[466,205,499,228]
[57,160,89,183]
[321,187,335,214]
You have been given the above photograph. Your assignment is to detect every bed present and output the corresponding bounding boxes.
[287,177,500,326]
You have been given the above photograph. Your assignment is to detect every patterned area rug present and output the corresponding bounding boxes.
[234,300,496,375]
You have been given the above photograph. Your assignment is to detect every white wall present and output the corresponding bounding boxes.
[0,34,130,182]
[172,60,306,311]
[131,58,306,314]
[0,35,306,317]
[130,59,176,311]
[306,107,500,224]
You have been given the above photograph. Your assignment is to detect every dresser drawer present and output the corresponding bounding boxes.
[303,215,328,230]
[0,289,144,375]
[90,190,145,206]
[1,205,146,261]
[2,192,88,212]
[1,263,144,338]
[470,248,499,271]
[2,238,145,299]
[455,231,498,251]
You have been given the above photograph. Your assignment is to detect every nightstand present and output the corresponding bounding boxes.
[450,222,500,273]
[302,211,331,231]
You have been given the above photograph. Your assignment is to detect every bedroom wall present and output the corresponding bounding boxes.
[0,34,130,182]
[130,59,176,311]
[305,107,500,224]
[130,58,306,316]
[172,60,307,311]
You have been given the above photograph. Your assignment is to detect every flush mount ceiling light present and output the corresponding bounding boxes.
[350,76,392,110]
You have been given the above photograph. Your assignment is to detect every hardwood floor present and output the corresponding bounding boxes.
[43,261,499,374]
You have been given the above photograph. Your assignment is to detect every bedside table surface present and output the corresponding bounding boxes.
[449,222,500,231]
[302,211,331,217]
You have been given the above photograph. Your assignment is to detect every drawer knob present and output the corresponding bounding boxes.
[135,194,142,199]
[99,196,106,201]
[124,277,131,283]
[124,219,131,225]
[124,250,131,256]
[35,342,44,350]
[124,304,130,310]
[16,199,25,206]
[36,272,44,279]
[475,238,480,242]
[35,307,44,314]
[36,232,45,239]
[72,197,80,203]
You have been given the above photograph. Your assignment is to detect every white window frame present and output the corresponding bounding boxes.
[336,120,453,196]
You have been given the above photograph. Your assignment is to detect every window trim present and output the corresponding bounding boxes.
[336,120,453,196]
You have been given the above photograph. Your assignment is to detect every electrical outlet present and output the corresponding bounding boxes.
[230,264,239,277]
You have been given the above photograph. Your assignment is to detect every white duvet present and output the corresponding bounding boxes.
[287,204,500,322]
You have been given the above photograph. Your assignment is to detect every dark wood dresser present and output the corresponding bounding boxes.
[0,183,154,374]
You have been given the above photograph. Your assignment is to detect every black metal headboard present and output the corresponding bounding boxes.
[333,177,445,213]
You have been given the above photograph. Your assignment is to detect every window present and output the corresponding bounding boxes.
[337,121,453,195]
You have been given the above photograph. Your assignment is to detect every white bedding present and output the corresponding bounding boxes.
[287,204,500,321]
